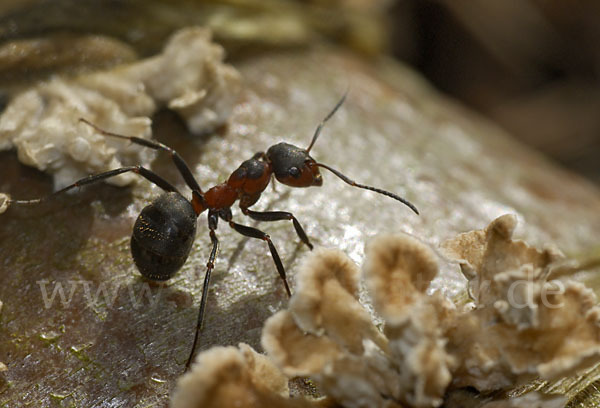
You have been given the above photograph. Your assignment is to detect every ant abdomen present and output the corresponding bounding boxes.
[130,192,197,281]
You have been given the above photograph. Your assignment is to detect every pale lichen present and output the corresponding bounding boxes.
[0,27,241,190]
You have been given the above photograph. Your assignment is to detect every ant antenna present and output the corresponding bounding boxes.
[315,162,420,215]
[306,91,348,153]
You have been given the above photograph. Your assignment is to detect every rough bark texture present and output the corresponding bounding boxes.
[1,48,599,406]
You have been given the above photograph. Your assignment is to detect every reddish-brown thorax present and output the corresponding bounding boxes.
[190,159,273,215]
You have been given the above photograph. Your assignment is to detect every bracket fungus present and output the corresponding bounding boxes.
[439,214,564,307]
[440,214,600,391]
[262,243,455,408]
[171,214,600,407]
[0,27,240,190]
[165,214,599,407]
[256,215,600,407]
[172,343,330,408]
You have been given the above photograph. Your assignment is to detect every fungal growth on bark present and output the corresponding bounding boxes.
[259,216,599,407]
[440,214,600,391]
[0,27,241,190]
[172,215,599,407]
[172,343,330,408]
[262,244,454,408]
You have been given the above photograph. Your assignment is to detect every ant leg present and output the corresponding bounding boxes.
[80,119,202,193]
[9,166,178,205]
[186,213,219,370]
[241,208,313,250]
[228,221,292,297]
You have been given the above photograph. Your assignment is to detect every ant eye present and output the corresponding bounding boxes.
[289,166,300,178]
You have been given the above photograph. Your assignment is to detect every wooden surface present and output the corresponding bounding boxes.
[0,48,600,406]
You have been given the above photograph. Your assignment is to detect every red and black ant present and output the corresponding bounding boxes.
[7,93,418,370]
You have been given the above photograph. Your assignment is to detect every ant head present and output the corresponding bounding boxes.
[264,92,347,188]
[265,92,419,215]
[266,142,322,187]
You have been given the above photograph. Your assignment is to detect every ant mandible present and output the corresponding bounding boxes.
[7,93,419,370]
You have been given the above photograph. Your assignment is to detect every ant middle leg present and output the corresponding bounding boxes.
[241,208,313,250]
[228,220,292,297]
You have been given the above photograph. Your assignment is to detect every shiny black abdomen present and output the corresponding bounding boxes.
[130,192,197,281]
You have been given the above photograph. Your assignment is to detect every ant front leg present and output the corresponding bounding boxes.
[241,207,313,250]
[186,212,219,370]
[228,220,292,297]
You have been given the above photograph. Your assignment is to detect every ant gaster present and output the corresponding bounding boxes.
[8,93,419,370]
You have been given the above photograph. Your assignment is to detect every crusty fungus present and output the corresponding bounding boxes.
[0,27,240,190]
[440,214,600,391]
[288,248,388,355]
[171,343,331,408]
[364,234,440,324]
[440,214,564,307]
[257,216,600,407]
[263,242,454,408]
[364,235,455,408]
[168,214,599,407]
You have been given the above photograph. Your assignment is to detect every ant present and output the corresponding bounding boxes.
[6,93,418,370]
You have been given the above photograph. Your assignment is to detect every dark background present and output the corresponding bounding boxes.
[0,0,598,185]
[392,0,600,184]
